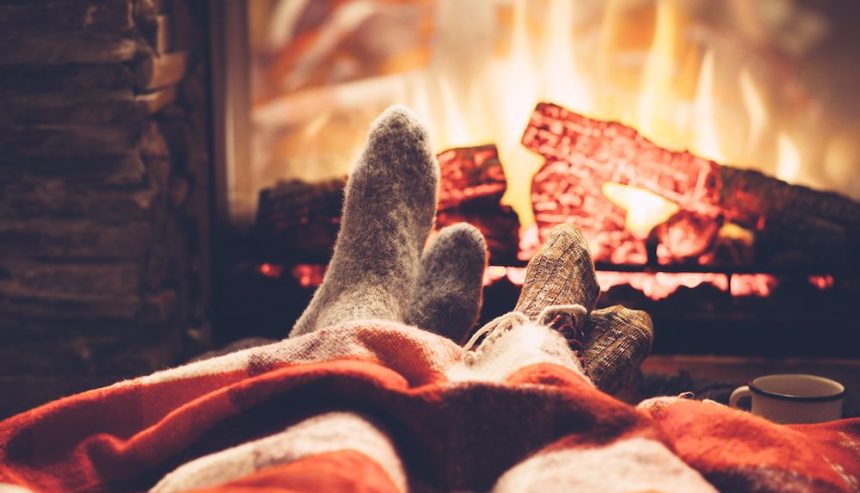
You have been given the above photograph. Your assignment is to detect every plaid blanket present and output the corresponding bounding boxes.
[1,320,858,492]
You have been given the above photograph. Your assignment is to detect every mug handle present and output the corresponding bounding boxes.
[729,385,752,409]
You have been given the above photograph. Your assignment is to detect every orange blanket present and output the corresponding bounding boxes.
[1,321,858,492]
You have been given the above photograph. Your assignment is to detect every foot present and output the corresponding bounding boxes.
[405,223,487,343]
[514,224,600,320]
[584,306,654,394]
[291,106,439,337]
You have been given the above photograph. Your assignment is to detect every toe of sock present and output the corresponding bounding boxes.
[430,223,488,267]
[516,222,599,317]
[367,105,434,162]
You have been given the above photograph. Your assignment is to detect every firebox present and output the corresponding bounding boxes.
[208,0,860,356]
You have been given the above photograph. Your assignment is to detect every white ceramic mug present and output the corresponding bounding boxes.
[729,374,845,424]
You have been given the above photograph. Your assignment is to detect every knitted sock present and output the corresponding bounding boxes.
[584,306,654,395]
[290,106,439,337]
[514,223,600,319]
[405,223,487,343]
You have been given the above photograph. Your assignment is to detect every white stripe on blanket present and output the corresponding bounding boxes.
[150,412,407,493]
[492,437,717,493]
[138,320,463,386]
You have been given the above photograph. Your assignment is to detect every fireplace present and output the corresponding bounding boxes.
[0,0,857,419]
[208,0,860,356]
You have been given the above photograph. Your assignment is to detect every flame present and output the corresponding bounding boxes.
[776,133,802,182]
[602,183,680,237]
[252,2,850,301]
[636,0,682,140]
[739,68,768,156]
[691,50,724,162]
[404,0,809,224]
[252,0,857,228]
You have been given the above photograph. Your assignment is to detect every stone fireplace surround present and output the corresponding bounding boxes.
[0,0,211,417]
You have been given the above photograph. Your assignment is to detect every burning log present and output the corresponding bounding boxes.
[647,211,723,264]
[437,145,507,210]
[436,204,520,264]
[255,177,346,263]
[719,167,860,267]
[436,144,519,263]
[524,102,860,268]
[255,145,520,264]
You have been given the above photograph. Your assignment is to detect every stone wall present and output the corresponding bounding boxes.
[0,0,211,417]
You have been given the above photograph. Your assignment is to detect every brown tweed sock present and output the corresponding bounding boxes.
[514,224,600,319]
[405,223,487,343]
[290,106,439,337]
[584,306,654,395]
[514,224,653,393]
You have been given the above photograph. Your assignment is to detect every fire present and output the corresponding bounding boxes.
[249,0,859,230]
[249,1,855,301]
[406,1,837,226]
[776,133,802,182]
[601,183,680,238]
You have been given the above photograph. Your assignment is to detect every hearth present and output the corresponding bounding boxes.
[1,0,858,418]
[209,1,860,355]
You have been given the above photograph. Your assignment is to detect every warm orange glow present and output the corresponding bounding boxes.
[602,183,680,238]
[247,1,859,228]
[499,266,777,300]
[483,265,508,286]
[729,274,777,297]
[258,263,285,279]
[291,264,326,288]
[250,2,854,303]
[776,133,802,182]
[809,275,835,290]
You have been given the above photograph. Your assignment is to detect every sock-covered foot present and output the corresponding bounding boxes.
[584,306,654,394]
[514,224,600,319]
[405,223,487,343]
[290,106,439,337]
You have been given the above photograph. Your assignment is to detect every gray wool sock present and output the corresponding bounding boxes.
[290,106,439,337]
[405,223,487,343]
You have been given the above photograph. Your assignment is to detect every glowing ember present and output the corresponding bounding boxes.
[809,275,835,290]
[729,274,777,297]
[501,266,778,300]
[258,263,285,279]
[292,264,326,288]
[597,272,726,300]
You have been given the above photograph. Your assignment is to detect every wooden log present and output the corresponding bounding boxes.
[255,177,346,263]
[524,102,860,269]
[436,203,520,264]
[437,144,507,210]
